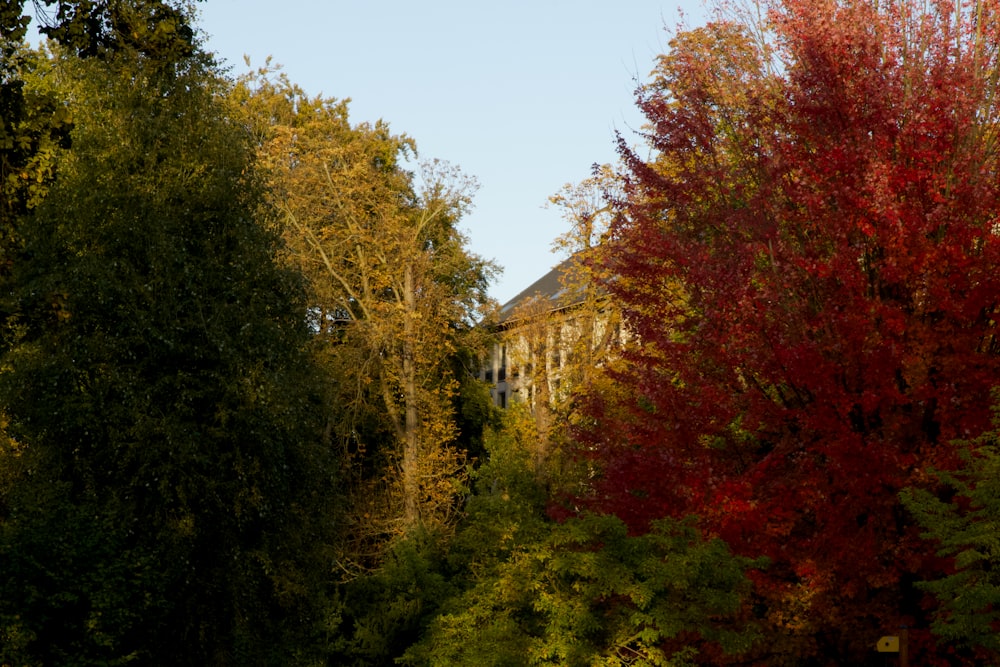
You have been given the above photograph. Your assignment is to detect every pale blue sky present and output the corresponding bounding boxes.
[40,2,710,303]
[195,1,715,303]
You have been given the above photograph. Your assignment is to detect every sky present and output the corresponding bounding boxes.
[194,1,718,303]
[46,1,712,304]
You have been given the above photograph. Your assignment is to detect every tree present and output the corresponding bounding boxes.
[499,292,560,474]
[901,412,1000,659]
[491,166,624,480]
[1,2,73,320]
[233,70,496,548]
[583,0,1000,663]
[546,165,625,445]
[32,0,201,61]
[0,40,339,665]
[402,405,763,666]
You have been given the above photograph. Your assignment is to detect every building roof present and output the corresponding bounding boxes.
[497,256,583,325]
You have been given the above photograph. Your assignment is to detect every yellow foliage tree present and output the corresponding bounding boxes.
[232,67,496,554]
[495,166,625,483]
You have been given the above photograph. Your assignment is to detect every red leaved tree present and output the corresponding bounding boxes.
[582,0,1000,663]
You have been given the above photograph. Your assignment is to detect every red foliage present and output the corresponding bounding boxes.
[582,0,1000,663]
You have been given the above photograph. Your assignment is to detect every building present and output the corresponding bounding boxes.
[481,254,622,411]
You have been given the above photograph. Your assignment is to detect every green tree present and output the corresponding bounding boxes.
[33,0,201,61]
[1,3,74,332]
[901,418,1000,659]
[402,406,763,667]
[0,43,339,666]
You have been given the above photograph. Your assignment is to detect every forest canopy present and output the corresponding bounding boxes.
[3,0,1000,665]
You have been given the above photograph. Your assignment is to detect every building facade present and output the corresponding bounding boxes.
[481,255,622,412]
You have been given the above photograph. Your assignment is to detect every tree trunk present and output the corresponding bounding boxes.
[401,261,420,529]
[532,329,551,476]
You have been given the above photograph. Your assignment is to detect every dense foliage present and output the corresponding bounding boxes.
[232,67,497,556]
[901,412,1000,655]
[6,0,1000,664]
[403,406,762,667]
[581,0,1000,663]
[0,5,338,665]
